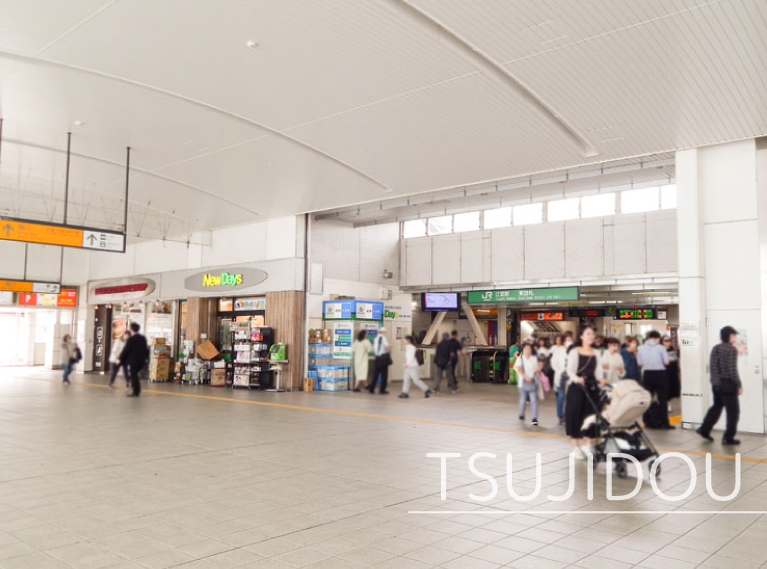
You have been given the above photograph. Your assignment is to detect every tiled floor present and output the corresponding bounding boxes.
[0,367,765,568]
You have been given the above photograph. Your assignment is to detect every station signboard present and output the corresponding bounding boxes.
[0,279,60,294]
[468,286,579,303]
[0,218,125,252]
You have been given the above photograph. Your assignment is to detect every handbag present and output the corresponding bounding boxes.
[538,371,551,393]
[376,352,393,367]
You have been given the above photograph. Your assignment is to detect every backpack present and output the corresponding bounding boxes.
[75,347,82,363]
[415,348,425,366]
[643,400,665,429]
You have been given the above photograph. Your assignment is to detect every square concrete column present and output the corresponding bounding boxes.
[677,138,766,434]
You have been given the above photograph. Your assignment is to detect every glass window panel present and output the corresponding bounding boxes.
[581,193,616,218]
[621,187,660,214]
[661,184,678,209]
[453,211,480,233]
[427,215,452,236]
[402,219,426,238]
[483,207,512,229]
[547,198,580,221]
[513,203,543,226]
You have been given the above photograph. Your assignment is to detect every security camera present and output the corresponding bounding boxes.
[382,269,393,279]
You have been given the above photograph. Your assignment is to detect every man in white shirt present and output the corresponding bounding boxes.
[368,327,392,395]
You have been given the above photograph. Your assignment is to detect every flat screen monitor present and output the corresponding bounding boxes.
[422,292,459,312]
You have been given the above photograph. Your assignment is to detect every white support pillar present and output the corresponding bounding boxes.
[422,311,446,346]
[676,139,766,434]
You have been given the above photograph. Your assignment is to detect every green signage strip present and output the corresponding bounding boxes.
[468,287,579,304]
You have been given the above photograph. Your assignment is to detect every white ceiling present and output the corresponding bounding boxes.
[0,0,764,240]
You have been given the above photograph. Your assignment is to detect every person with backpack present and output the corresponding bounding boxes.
[60,334,78,384]
[433,333,457,394]
[368,327,392,394]
[120,322,149,397]
[398,335,432,399]
[697,326,743,445]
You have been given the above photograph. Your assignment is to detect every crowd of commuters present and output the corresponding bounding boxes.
[63,319,740,444]
[506,324,742,450]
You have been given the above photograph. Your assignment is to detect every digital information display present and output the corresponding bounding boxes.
[617,308,655,320]
[422,292,459,311]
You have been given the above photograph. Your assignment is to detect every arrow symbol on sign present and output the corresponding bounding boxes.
[86,234,98,245]
[2,224,13,237]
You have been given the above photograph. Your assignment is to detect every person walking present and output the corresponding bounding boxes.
[663,335,681,412]
[120,322,149,397]
[448,330,463,390]
[550,334,568,425]
[621,337,640,380]
[565,326,605,459]
[368,327,392,395]
[399,336,432,399]
[60,334,77,385]
[602,337,625,383]
[352,330,373,392]
[638,330,673,429]
[515,342,540,426]
[433,333,457,393]
[697,326,742,445]
[109,330,131,389]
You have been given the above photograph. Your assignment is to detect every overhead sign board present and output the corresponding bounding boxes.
[0,218,125,252]
[520,312,564,321]
[468,287,579,304]
[323,300,353,320]
[88,278,157,304]
[17,289,78,308]
[353,301,384,321]
[0,279,60,294]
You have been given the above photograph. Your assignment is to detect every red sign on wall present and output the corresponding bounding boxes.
[18,292,37,306]
[57,290,78,307]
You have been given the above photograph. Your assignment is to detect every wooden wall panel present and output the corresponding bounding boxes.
[265,291,305,390]
[187,297,218,346]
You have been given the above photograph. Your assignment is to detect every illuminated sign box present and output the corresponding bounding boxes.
[468,287,579,303]
[617,308,656,320]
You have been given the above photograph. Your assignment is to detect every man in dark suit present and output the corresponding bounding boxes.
[120,322,149,397]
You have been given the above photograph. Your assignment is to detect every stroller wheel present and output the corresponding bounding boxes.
[650,458,662,477]
[615,461,628,479]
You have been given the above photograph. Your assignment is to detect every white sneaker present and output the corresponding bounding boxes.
[580,444,594,457]
[570,449,586,461]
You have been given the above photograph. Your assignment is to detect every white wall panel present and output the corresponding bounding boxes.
[700,139,758,224]
[134,240,195,276]
[0,241,27,280]
[704,221,761,311]
[405,238,432,286]
[525,222,565,280]
[611,215,645,275]
[60,249,91,285]
[203,221,267,266]
[360,223,400,284]
[646,213,678,273]
[310,220,359,282]
[491,226,524,282]
[460,232,488,284]
[26,245,62,282]
[266,216,298,260]
[432,235,461,285]
[565,218,603,277]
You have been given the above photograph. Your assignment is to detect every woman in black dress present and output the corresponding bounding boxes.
[564,325,605,460]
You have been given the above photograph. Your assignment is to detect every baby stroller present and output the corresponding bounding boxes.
[581,380,661,478]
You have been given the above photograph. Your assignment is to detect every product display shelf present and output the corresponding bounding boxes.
[308,342,350,391]
[230,324,273,389]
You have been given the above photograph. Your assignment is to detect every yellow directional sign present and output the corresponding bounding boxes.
[0,218,125,252]
[0,279,60,294]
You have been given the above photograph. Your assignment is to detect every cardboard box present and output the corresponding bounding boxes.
[151,337,166,346]
[196,340,220,360]
[303,377,314,392]
[210,369,227,387]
